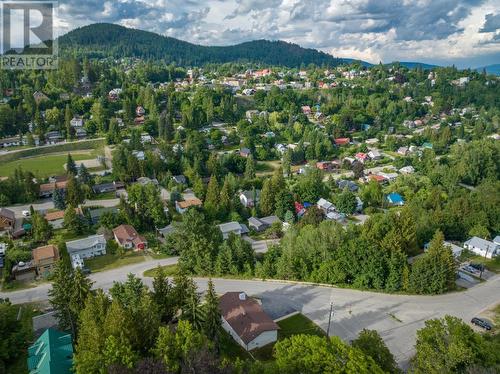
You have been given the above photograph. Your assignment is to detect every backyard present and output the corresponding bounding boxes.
[220,313,325,361]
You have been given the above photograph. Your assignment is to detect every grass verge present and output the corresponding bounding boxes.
[85,252,147,272]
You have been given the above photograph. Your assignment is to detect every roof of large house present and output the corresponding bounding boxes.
[28,328,73,374]
[112,224,146,246]
[66,234,106,254]
[464,237,498,251]
[0,207,15,220]
[219,292,279,344]
[219,221,243,234]
[33,245,58,263]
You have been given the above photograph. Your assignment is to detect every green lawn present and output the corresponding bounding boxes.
[85,252,147,272]
[143,264,179,277]
[220,313,325,362]
[0,150,100,178]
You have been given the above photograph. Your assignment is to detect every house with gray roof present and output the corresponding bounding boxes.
[218,222,249,239]
[248,216,281,232]
[66,234,106,259]
[464,237,499,259]
[89,207,118,225]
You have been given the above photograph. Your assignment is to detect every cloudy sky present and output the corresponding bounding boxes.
[54,0,499,68]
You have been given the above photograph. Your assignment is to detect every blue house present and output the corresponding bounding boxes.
[387,192,404,206]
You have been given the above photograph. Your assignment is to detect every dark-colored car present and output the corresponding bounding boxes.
[470,263,485,272]
[471,317,492,330]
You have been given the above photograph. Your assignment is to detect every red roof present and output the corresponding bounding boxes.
[369,174,386,183]
[355,152,367,160]
[294,201,304,214]
[334,138,350,145]
[219,292,279,345]
[113,224,147,249]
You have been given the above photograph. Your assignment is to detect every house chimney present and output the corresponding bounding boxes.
[239,292,246,301]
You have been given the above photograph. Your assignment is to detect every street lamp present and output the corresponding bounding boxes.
[326,302,334,338]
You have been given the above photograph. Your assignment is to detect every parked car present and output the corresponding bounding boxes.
[471,317,492,330]
[469,263,485,272]
[462,265,479,274]
[22,210,30,217]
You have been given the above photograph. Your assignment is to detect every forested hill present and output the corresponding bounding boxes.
[58,23,350,67]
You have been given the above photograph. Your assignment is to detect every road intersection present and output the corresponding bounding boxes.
[1,256,498,368]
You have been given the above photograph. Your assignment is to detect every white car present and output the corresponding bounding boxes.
[22,210,30,217]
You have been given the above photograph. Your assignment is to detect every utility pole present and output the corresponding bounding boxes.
[326,302,334,338]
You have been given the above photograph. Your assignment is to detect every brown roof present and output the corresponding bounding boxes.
[39,182,56,192]
[0,207,15,221]
[44,210,65,221]
[33,245,59,263]
[177,198,202,209]
[219,292,279,344]
[44,207,81,221]
[112,224,146,247]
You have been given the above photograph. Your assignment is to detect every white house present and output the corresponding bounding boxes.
[317,198,334,214]
[66,234,107,260]
[219,292,279,351]
[463,237,499,259]
[239,190,260,208]
[368,149,382,160]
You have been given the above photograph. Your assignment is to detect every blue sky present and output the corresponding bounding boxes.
[53,0,499,68]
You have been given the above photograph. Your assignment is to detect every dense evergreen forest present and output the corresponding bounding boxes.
[58,23,350,67]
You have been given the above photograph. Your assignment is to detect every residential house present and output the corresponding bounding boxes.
[334,138,350,146]
[219,292,279,351]
[92,181,125,194]
[463,237,499,259]
[397,147,409,156]
[378,172,398,182]
[218,222,249,239]
[27,328,73,374]
[75,128,87,139]
[89,207,118,225]
[387,192,404,206]
[0,208,15,231]
[248,216,281,232]
[70,117,83,128]
[368,150,382,160]
[132,150,145,161]
[32,245,59,278]
[44,210,66,229]
[175,198,203,214]
[317,198,334,214]
[368,174,386,184]
[337,180,358,192]
[399,166,415,174]
[172,175,187,184]
[326,211,346,223]
[12,261,36,281]
[426,241,464,258]
[113,224,147,251]
[136,106,145,116]
[66,234,107,260]
[39,180,67,198]
[157,224,176,238]
[33,91,49,104]
[240,190,261,208]
[355,152,368,163]
[301,106,312,115]
[316,161,333,171]
[239,148,251,158]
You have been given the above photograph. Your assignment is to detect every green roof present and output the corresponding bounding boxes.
[27,328,73,374]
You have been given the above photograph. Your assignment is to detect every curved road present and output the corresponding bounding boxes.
[1,257,499,368]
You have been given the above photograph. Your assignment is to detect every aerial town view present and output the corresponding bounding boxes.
[0,1,499,373]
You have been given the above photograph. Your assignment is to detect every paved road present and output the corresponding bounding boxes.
[1,257,498,369]
[5,198,120,218]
